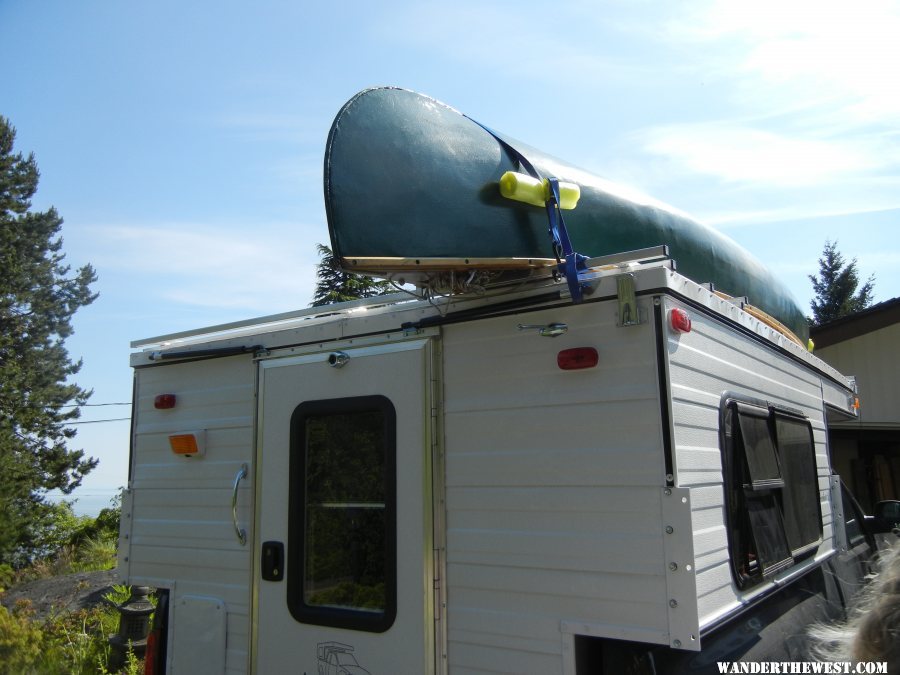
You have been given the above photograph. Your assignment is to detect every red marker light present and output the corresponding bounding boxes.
[670,308,692,334]
[154,394,177,409]
[557,347,599,370]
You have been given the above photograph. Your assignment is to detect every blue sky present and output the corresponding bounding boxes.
[3,0,899,514]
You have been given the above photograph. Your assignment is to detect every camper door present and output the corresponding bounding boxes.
[253,340,434,674]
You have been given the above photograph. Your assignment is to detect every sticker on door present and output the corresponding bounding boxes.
[313,641,371,675]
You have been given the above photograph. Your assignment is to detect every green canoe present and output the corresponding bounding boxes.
[324,87,808,342]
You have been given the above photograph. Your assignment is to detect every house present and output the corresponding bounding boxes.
[810,297,900,510]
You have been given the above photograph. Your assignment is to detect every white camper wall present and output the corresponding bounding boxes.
[662,296,837,630]
[441,297,670,674]
[121,355,255,675]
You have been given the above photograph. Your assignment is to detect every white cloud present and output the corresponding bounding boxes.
[623,0,900,214]
[704,202,900,229]
[668,0,900,121]
[373,3,644,87]
[87,222,322,313]
[857,250,900,273]
[267,152,324,192]
[216,112,324,144]
[639,122,881,187]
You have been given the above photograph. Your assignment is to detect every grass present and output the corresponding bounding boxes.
[4,532,118,588]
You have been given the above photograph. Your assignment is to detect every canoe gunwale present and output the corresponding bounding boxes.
[340,256,557,273]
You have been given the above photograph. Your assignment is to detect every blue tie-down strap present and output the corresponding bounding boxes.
[464,117,588,301]
[545,178,588,303]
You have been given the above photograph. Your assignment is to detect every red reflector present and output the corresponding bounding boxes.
[557,347,599,370]
[144,630,159,675]
[154,394,177,409]
[670,308,692,334]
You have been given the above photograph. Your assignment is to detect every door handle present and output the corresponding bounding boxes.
[261,541,285,581]
[232,463,248,546]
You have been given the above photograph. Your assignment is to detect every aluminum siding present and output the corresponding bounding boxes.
[662,296,838,630]
[441,297,669,674]
[124,355,255,675]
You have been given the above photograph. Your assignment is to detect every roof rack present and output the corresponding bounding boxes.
[130,291,416,349]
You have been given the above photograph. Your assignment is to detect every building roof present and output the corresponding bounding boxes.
[809,297,900,349]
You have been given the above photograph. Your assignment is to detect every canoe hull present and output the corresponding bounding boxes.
[324,87,808,341]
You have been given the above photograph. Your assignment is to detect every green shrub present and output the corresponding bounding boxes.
[0,595,142,674]
[0,500,132,672]
[72,533,118,573]
[103,584,132,606]
[0,564,13,591]
[5,493,122,571]
[10,513,118,584]
[0,601,44,674]
[44,604,119,674]
[92,499,121,539]
[0,493,135,672]
[6,501,92,570]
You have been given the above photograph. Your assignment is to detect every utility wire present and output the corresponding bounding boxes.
[11,402,131,413]
[67,417,131,425]
[56,402,131,408]
[47,492,120,497]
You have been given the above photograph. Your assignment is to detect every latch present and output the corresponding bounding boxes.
[261,541,285,582]
[518,322,568,337]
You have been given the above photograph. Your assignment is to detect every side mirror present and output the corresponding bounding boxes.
[872,500,900,533]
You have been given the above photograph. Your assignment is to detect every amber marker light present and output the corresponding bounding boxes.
[168,432,205,457]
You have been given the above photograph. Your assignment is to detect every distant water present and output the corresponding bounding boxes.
[45,489,121,518]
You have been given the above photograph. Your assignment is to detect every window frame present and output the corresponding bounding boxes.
[286,395,398,633]
[719,395,823,590]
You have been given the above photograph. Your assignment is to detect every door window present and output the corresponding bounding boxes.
[287,396,397,632]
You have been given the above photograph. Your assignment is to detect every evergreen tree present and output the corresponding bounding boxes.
[808,240,875,326]
[0,117,98,565]
[310,243,391,307]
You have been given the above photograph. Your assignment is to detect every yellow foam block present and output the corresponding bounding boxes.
[499,171,580,210]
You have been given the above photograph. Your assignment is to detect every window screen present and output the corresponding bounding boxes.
[774,414,822,554]
[735,405,783,489]
[745,493,793,577]
[287,396,397,633]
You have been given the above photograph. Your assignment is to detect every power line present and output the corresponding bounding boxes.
[12,402,131,413]
[57,402,131,408]
[67,417,131,425]
[47,492,120,497]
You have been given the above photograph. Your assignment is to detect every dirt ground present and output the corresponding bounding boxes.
[0,569,119,621]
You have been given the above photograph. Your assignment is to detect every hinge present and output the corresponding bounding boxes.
[433,547,442,622]
[616,273,643,326]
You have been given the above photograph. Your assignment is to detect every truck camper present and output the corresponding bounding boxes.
[120,88,892,674]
